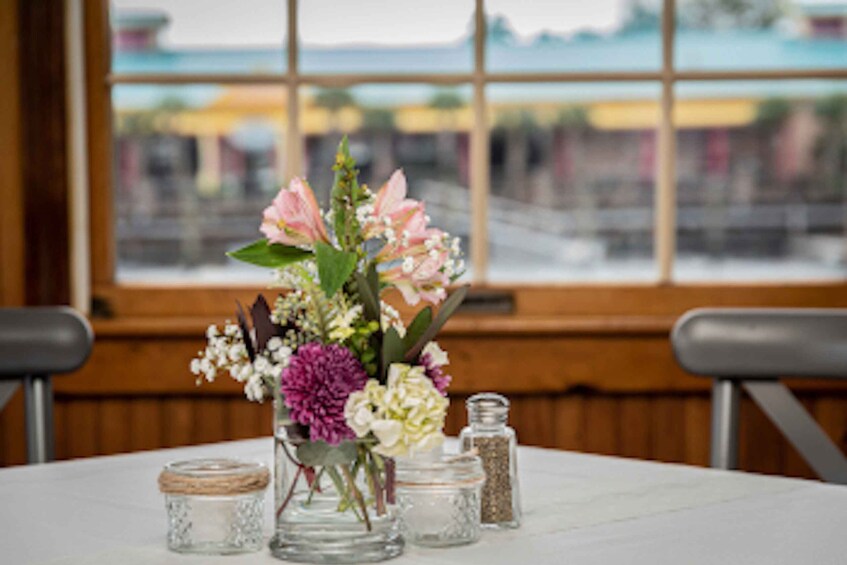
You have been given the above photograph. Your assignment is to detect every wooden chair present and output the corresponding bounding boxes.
[672,308,847,484]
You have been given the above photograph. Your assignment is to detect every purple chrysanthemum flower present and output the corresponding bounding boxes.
[421,352,451,395]
[281,343,368,445]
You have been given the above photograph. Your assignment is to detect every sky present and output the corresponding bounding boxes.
[112,0,846,49]
[112,0,627,48]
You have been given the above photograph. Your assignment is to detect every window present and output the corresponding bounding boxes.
[89,0,847,309]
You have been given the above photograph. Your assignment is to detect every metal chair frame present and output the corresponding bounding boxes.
[672,308,847,484]
[0,307,92,463]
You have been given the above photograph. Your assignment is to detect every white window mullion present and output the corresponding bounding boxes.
[656,0,677,283]
[471,0,489,283]
[285,0,301,180]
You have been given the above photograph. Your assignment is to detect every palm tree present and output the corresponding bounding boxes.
[555,107,594,239]
[495,110,537,201]
[361,108,396,183]
[313,87,357,197]
[813,95,847,243]
[428,89,465,176]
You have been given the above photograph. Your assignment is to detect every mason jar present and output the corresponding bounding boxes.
[159,458,269,554]
[395,452,486,547]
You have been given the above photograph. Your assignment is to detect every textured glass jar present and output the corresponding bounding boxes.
[269,391,403,563]
[159,458,269,554]
[459,393,522,529]
[395,453,485,547]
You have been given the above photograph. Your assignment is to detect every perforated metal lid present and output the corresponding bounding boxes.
[466,392,509,425]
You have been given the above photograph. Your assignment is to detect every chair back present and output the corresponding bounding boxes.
[0,307,93,377]
[671,307,847,483]
[672,307,847,380]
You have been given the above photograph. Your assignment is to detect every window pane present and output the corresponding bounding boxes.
[299,1,474,74]
[675,81,847,281]
[111,1,286,74]
[301,84,473,277]
[675,0,847,71]
[486,0,661,72]
[113,84,288,282]
[487,83,659,282]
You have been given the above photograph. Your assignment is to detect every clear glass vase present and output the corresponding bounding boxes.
[269,391,404,563]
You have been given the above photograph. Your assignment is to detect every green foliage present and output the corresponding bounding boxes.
[330,136,369,251]
[227,239,312,268]
[815,95,847,123]
[296,441,358,467]
[755,98,791,128]
[315,242,358,298]
[403,307,433,353]
[381,327,406,381]
[428,89,465,111]
[405,285,469,362]
[361,108,395,131]
[314,88,356,112]
[355,263,381,323]
[557,106,590,130]
[345,319,380,377]
[678,0,785,30]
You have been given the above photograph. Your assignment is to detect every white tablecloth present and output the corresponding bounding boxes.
[1,438,845,564]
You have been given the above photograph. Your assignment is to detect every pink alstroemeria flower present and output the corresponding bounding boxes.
[365,170,423,238]
[380,228,450,306]
[261,178,329,247]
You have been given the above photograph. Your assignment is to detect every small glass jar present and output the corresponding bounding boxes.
[395,452,486,547]
[158,458,269,554]
[460,393,521,529]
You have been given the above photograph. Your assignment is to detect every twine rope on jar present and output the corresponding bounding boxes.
[158,466,270,496]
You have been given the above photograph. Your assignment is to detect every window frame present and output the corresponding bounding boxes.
[85,0,847,322]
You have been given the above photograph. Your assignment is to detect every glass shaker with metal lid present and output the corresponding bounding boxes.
[459,392,521,528]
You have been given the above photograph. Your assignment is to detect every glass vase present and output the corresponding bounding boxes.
[269,391,404,563]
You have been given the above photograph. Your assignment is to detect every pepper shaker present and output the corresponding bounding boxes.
[459,393,521,528]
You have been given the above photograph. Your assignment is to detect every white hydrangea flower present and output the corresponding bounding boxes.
[343,364,448,458]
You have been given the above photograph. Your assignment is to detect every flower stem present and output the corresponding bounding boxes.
[276,465,302,519]
[341,464,371,532]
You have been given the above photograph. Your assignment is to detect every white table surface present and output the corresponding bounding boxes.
[1,438,845,564]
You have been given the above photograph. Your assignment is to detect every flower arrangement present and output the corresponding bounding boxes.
[191,138,467,532]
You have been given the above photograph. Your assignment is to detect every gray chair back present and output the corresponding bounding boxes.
[672,308,847,484]
[0,307,93,463]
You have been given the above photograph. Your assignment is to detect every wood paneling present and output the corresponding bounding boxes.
[3,388,843,483]
[0,0,24,307]
[19,0,70,306]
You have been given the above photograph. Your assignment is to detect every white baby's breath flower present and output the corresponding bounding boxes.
[422,341,449,367]
[206,325,219,339]
[267,337,283,352]
[402,257,415,274]
[244,375,265,402]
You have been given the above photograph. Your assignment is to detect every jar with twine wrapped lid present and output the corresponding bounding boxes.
[159,458,269,554]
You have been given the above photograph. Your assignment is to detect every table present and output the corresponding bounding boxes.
[1,438,845,564]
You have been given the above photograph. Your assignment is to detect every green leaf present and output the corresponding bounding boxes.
[315,242,358,298]
[296,441,358,467]
[403,307,432,353]
[226,239,312,268]
[381,326,406,380]
[355,263,381,323]
[404,285,469,362]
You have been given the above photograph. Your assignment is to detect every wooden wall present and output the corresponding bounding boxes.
[1,327,844,482]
